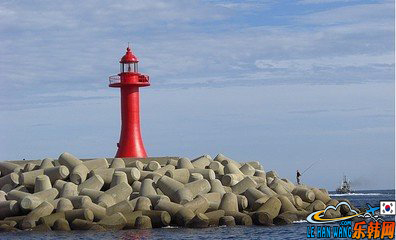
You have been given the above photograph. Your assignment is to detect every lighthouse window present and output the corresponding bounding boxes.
[120,63,138,73]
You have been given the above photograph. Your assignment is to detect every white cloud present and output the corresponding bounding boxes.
[298,0,360,4]
[296,1,393,25]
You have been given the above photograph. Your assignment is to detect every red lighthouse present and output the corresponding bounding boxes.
[109,47,150,158]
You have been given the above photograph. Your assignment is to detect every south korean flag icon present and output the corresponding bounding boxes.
[380,201,396,215]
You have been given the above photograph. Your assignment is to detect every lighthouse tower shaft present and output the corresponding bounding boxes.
[109,47,150,158]
[118,86,146,157]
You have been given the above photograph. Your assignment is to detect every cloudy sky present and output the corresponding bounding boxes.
[0,0,394,190]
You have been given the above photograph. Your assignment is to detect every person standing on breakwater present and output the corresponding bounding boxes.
[296,170,301,185]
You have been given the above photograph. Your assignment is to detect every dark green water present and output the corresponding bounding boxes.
[1,190,394,240]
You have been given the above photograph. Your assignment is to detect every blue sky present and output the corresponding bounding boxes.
[0,0,394,190]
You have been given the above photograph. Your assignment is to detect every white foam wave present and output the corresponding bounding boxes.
[329,193,383,197]
[293,220,307,224]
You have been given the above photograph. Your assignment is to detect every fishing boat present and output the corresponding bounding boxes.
[336,175,353,194]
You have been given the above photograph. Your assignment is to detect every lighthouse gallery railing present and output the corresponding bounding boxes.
[109,75,150,84]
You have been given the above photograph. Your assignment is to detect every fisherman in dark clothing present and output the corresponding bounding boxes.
[296,170,301,185]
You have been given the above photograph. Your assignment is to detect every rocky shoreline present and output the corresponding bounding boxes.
[0,153,358,231]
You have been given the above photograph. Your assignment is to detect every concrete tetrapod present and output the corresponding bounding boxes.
[0,200,20,220]
[174,207,195,227]
[60,182,78,198]
[140,179,157,197]
[135,215,152,229]
[292,187,315,203]
[89,168,115,188]
[107,200,134,216]
[156,175,184,202]
[232,176,257,195]
[244,187,266,208]
[219,193,239,212]
[221,174,244,187]
[81,201,106,221]
[104,182,132,204]
[115,168,141,184]
[251,211,273,226]
[201,192,221,211]
[38,212,65,227]
[258,185,277,196]
[58,152,82,170]
[70,164,90,185]
[189,173,203,182]
[99,212,127,230]
[21,188,59,211]
[224,211,252,226]
[141,210,171,228]
[52,218,71,231]
[6,190,30,204]
[188,169,215,181]
[165,169,190,184]
[154,199,183,217]
[123,211,142,229]
[183,195,209,214]
[0,191,7,202]
[306,200,326,212]
[34,175,52,193]
[311,188,331,204]
[45,166,70,184]
[178,179,211,203]
[56,198,74,212]
[21,201,54,229]
[239,163,255,176]
[191,156,212,169]
[255,196,282,219]
[237,195,248,211]
[70,219,98,230]
[78,175,104,192]
[219,216,236,226]
[131,181,141,193]
[187,213,209,228]
[208,161,224,175]
[64,209,94,223]
[214,154,241,168]
[154,165,175,176]
[0,173,19,189]
[145,161,161,171]
[110,171,128,188]
[278,195,298,214]
[110,158,125,169]
[134,196,152,211]
[273,212,299,225]
[53,180,67,192]
[65,196,92,209]
[205,210,225,226]
[0,162,21,176]
[176,157,194,169]
[126,160,144,170]
[83,158,109,171]
[224,162,244,175]
[39,158,54,169]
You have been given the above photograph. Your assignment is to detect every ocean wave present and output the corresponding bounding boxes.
[293,220,307,224]
[329,193,383,197]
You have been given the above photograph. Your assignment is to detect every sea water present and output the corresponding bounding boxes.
[1,189,394,240]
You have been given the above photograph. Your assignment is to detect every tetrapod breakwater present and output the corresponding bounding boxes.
[0,153,358,231]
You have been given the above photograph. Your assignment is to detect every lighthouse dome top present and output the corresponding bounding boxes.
[120,47,139,63]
